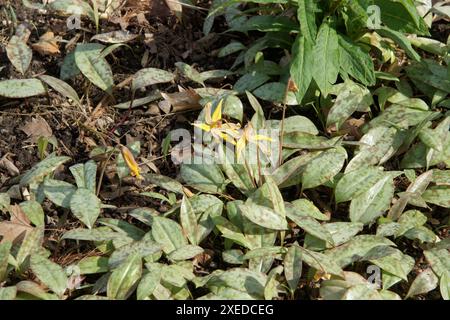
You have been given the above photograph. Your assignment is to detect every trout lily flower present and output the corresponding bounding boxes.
[120,145,143,180]
[193,99,240,145]
[235,122,273,161]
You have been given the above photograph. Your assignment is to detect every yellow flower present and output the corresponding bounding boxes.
[120,145,143,180]
[313,270,332,282]
[236,123,272,160]
[193,99,240,145]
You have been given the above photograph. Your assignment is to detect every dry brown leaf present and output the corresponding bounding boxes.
[0,155,20,176]
[160,89,201,113]
[32,31,60,55]
[20,116,53,143]
[0,205,33,244]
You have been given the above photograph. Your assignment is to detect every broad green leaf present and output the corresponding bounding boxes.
[440,271,450,300]
[239,203,288,230]
[284,245,302,293]
[301,147,347,189]
[342,284,382,300]
[132,68,175,91]
[312,22,340,96]
[76,256,109,274]
[74,43,114,93]
[20,155,71,186]
[377,27,421,61]
[15,280,59,300]
[424,248,450,277]
[346,126,404,173]
[297,0,317,42]
[327,80,372,128]
[137,264,161,300]
[180,164,227,194]
[0,79,46,98]
[370,249,414,281]
[374,0,429,35]
[60,52,80,80]
[69,160,97,193]
[290,35,314,103]
[39,75,80,105]
[175,62,204,86]
[395,210,428,237]
[349,175,395,225]
[30,254,68,297]
[0,242,12,282]
[234,72,270,93]
[422,186,450,208]
[206,268,267,299]
[218,41,246,57]
[325,235,395,268]
[16,227,44,267]
[222,94,243,122]
[432,170,450,186]
[335,167,385,203]
[6,35,32,75]
[406,268,438,299]
[180,196,199,245]
[299,246,344,278]
[62,228,128,242]
[43,179,76,208]
[19,201,44,227]
[282,133,340,149]
[151,216,187,254]
[288,212,334,245]
[69,188,101,229]
[222,249,244,265]
[107,254,142,300]
[253,82,298,105]
[109,238,161,268]
[338,35,376,86]
[213,216,253,249]
[168,245,204,261]
[143,173,184,194]
[290,199,329,221]
[0,286,16,300]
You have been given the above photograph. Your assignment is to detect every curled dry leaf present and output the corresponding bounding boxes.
[160,89,201,113]
[20,117,53,143]
[32,31,60,55]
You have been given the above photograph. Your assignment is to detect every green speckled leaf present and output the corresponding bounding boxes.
[349,175,395,225]
[74,43,114,93]
[0,79,46,99]
[6,35,32,74]
[30,254,68,297]
[69,188,101,229]
[43,179,76,208]
[301,147,347,189]
[20,156,71,186]
[151,216,187,254]
[107,254,142,300]
[132,68,175,91]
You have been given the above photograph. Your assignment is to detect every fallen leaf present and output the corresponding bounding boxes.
[0,205,33,244]
[20,117,53,143]
[160,88,201,113]
[32,31,60,55]
[0,155,20,176]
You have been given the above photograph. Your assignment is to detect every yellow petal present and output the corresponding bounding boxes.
[193,122,211,132]
[236,136,246,160]
[211,99,223,123]
[204,102,213,125]
[252,134,272,142]
[218,132,236,145]
[120,146,142,180]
